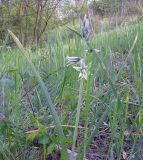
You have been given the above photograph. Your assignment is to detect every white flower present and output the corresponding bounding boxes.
[94,49,100,53]
[66,56,81,66]
[72,59,88,80]
[66,56,87,80]
[79,68,87,80]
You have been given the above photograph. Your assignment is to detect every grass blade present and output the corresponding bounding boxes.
[8,30,68,159]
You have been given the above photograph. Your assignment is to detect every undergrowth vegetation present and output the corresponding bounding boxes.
[0,22,143,159]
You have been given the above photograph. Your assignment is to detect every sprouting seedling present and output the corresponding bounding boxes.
[82,14,91,44]
[66,56,87,80]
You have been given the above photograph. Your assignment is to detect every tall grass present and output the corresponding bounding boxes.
[0,22,143,159]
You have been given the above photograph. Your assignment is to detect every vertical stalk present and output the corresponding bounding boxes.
[43,144,46,160]
[118,92,129,160]
[71,79,84,160]
[83,49,92,159]
[83,78,91,158]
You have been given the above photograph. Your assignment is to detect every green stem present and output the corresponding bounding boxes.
[43,144,46,160]
[83,50,92,158]
[71,79,84,160]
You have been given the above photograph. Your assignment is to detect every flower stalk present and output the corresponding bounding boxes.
[71,78,84,160]
[83,53,92,159]
[66,56,87,160]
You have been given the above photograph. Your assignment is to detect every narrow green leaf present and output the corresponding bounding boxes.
[47,143,56,154]
[8,30,68,159]
[66,26,82,38]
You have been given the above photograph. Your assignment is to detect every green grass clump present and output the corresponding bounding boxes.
[0,22,143,159]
